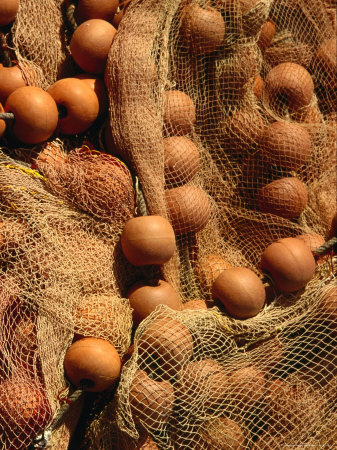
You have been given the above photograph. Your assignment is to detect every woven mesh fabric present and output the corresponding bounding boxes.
[81,0,336,447]
[0,0,336,448]
[11,0,75,89]
[0,150,133,448]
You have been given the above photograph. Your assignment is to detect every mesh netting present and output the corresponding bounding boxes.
[0,0,336,448]
[0,150,133,448]
[82,0,336,447]
[35,141,135,226]
[105,0,335,293]
[11,0,74,89]
[83,285,336,448]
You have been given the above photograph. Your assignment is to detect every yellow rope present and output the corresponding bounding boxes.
[210,310,232,333]
[1,164,46,180]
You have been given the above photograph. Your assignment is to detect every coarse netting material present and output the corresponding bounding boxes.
[105,0,336,293]
[0,150,134,449]
[35,142,135,227]
[0,0,336,448]
[11,0,74,89]
[83,286,337,449]
[82,0,336,447]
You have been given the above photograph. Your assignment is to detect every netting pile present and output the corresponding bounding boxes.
[0,0,336,448]
[111,0,336,269]
[0,2,139,447]
[0,149,134,448]
[83,0,336,448]
[85,288,337,448]
[11,0,74,88]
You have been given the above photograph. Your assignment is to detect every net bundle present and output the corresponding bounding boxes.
[11,0,74,89]
[80,0,337,447]
[105,0,336,294]
[35,141,135,226]
[0,150,134,448]
[0,0,335,448]
[84,287,336,448]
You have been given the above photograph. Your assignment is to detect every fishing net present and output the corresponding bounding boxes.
[0,149,134,449]
[81,0,336,447]
[105,0,335,293]
[0,2,137,446]
[83,282,336,448]
[0,0,336,448]
[11,0,74,89]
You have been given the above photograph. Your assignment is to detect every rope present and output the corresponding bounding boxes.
[0,33,13,67]
[31,387,84,448]
[65,2,78,31]
[0,112,15,120]
[49,388,84,431]
[313,236,337,256]
[134,176,147,216]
